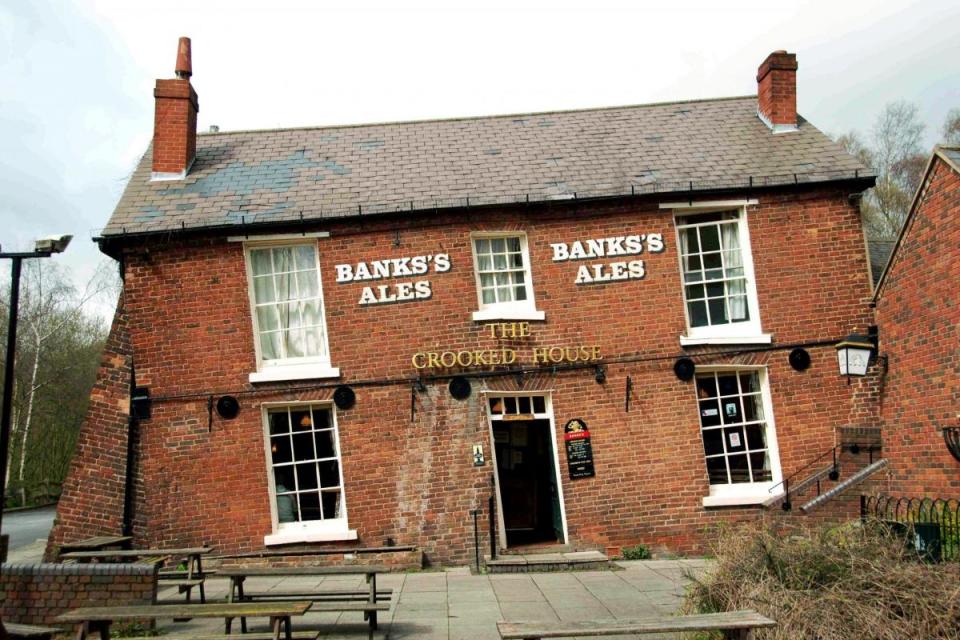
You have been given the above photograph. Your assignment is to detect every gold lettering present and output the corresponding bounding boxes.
[549,347,565,363]
[456,351,472,367]
[487,350,500,365]
[531,347,549,364]
[591,346,601,360]
[440,352,458,368]
[518,322,530,337]
[412,353,427,369]
[428,352,442,369]
[502,349,517,365]
[473,350,489,366]
[485,323,498,339]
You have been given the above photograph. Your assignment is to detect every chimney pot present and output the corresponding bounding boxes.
[175,37,192,79]
[756,50,798,133]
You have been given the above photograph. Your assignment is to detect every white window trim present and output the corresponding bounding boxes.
[243,239,340,384]
[470,232,545,322]
[694,366,784,507]
[260,401,356,546]
[671,203,768,345]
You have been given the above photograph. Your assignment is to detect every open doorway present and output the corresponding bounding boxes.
[487,395,566,548]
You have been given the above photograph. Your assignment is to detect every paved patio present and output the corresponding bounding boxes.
[156,559,711,639]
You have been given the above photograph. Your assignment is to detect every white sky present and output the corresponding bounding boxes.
[2,0,958,318]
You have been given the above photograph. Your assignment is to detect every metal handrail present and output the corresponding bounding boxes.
[769,441,878,511]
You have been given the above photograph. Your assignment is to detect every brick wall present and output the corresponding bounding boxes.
[45,297,132,560]
[875,156,960,497]
[0,563,156,625]
[62,185,875,565]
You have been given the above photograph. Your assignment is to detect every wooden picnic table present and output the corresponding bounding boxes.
[219,565,392,635]
[58,536,132,555]
[54,601,311,640]
[60,547,214,604]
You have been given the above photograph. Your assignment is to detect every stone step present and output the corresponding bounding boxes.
[485,550,612,573]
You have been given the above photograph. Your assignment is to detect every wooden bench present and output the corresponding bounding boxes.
[54,601,312,640]
[124,633,320,640]
[497,610,777,639]
[220,565,392,636]
[4,622,62,640]
[58,536,132,563]
[236,587,393,602]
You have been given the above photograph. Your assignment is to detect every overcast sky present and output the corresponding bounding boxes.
[2,0,958,318]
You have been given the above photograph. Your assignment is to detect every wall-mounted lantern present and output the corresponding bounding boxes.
[835,332,876,380]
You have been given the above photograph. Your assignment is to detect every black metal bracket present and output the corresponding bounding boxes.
[944,427,960,463]
[625,375,633,412]
[207,394,214,433]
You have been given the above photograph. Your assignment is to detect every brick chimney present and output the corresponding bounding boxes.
[756,50,798,133]
[151,37,199,180]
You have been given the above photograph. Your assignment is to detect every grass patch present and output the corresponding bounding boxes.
[620,544,652,560]
[682,519,960,639]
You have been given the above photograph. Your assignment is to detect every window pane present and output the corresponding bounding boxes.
[298,492,322,521]
[507,237,521,252]
[706,457,728,485]
[481,288,496,304]
[532,396,546,414]
[702,429,724,456]
[253,275,276,304]
[274,271,295,302]
[494,253,507,270]
[321,491,341,519]
[729,296,749,322]
[271,436,292,464]
[689,301,709,327]
[696,376,717,399]
[291,409,312,431]
[268,410,290,435]
[504,397,517,413]
[311,408,331,430]
[475,238,489,253]
[700,226,721,251]
[298,270,319,299]
[723,426,746,451]
[292,432,315,460]
[683,228,700,254]
[699,399,721,427]
[319,461,340,488]
[717,374,739,396]
[283,329,305,358]
[514,286,527,301]
[315,430,336,459]
[257,306,280,332]
[686,284,705,300]
[750,452,772,482]
[273,467,294,493]
[518,397,531,414]
[745,424,766,449]
[510,253,524,268]
[260,331,280,360]
[296,463,319,490]
[702,252,722,270]
[705,282,725,298]
[684,254,702,274]
[743,394,764,422]
[739,373,760,393]
[276,492,298,523]
[478,255,492,271]
[273,247,294,273]
[250,249,273,276]
[721,397,743,424]
[728,454,750,483]
[294,245,315,270]
[708,298,727,324]
[491,238,505,253]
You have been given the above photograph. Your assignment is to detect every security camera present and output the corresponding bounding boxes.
[34,234,72,254]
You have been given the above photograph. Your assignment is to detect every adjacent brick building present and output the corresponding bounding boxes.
[48,41,884,565]
[872,145,960,498]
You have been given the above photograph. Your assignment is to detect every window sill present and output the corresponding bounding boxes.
[249,364,341,384]
[471,308,545,322]
[702,491,782,508]
[264,527,358,546]
[680,333,772,347]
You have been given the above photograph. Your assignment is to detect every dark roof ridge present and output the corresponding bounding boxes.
[197,94,758,137]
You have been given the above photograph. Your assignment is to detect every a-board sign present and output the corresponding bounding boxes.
[564,418,595,479]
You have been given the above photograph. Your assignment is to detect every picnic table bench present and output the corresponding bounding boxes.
[497,610,777,639]
[58,536,132,557]
[54,601,311,640]
[220,565,392,636]
[4,622,63,640]
[59,547,213,604]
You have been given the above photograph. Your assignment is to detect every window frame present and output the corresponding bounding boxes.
[469,231,545,322]
[692,366,784,507]
[261,401,356,545]
[667,202,770,346]
[242,240,340,383]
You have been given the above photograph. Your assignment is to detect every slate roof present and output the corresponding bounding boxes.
[101,95,872,238]
[867,240,895,288]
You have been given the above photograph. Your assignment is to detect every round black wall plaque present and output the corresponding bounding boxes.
[448,376,472,400]
[216,395,240,419]
[333,385,356,410]
[789,347,812,371]
[674,357,696,381]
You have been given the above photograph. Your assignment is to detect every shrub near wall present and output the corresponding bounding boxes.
[0,563,157,625]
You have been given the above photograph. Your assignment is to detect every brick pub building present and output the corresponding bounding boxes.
[48,42,883,566]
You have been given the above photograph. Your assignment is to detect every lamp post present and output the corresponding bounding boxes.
[0,235,71,552]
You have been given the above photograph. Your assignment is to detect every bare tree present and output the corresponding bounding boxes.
[943,108,960,145]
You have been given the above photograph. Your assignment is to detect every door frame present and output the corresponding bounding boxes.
[483,391,569,549]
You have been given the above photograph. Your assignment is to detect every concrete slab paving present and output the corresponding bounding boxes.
[152,559,710,639]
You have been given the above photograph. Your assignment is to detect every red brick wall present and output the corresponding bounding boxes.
[875,157,960,497]
[0,563,156,625]
[756,51,797,127]
[67,186,874,565]
[152,78,198,175]
[45,298,132,560]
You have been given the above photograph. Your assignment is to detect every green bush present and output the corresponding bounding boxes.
[620,544,651,560]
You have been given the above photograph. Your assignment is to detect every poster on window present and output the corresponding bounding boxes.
[564,418,595,479]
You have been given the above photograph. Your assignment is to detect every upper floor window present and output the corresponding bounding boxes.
[470,233,544,321]
[245,242,339,382]
[672,205,768,345]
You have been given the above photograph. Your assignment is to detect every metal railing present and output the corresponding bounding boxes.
[770,442,877,511]
[861,495,960,562]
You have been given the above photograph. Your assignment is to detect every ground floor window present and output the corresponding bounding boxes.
[695,368,782,505]
[262,403,354,543]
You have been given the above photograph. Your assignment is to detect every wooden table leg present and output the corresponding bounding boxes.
[269,616,281,640]
[284,616,292,640]
[195,554,206,603]
[238,577,248,633]
[367,572,379,631]
[74,621,88,640]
